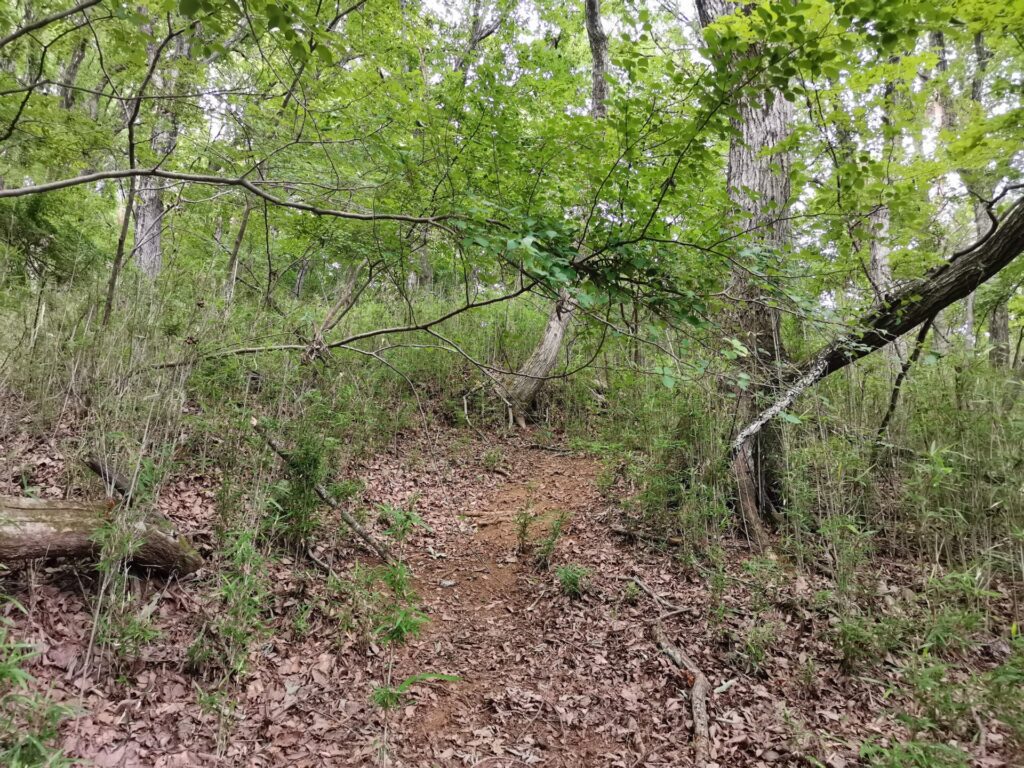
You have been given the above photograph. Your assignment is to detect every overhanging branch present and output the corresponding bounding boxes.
[0,168,450,228]
[732,197,1024,454]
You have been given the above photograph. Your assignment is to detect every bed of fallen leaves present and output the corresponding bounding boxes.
[1,414,1021,767]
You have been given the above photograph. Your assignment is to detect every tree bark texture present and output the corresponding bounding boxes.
[0,496,202,574]
[224,202,252,304]
[697,0,793,538]
[584,0,609,119]
[134,34,189,279]
[499,291,573,427]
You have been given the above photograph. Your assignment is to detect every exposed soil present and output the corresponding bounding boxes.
[1,426,1020,766]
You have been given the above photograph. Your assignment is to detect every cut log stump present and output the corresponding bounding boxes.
[0,496,202,574]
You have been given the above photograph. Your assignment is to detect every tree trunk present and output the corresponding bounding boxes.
[584,0,608,119]
[990,301,1011,367]
[102,177,136,326]
[59,39,87,110]
[134,176,165,279]
[133,35,188,280]
[962,34,1010,368]
[0,496,202,574]
[697,0,793,539]
[224,202,252,304]
[499,291,573,427]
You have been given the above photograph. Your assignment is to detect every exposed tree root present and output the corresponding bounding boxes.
[652,623,711,766]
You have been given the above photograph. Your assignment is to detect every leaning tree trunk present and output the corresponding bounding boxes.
[734,198,1024,450]
[500,0,607,426]
[0,496,202,574]
[224,201,252,304]
[697,0,793,549]
[499,291,573,427]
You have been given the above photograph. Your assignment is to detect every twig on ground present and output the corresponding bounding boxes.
[652,623,711,766]
[623,575,685,615]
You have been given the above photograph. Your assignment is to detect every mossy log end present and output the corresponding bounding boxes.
[0,496,202,575]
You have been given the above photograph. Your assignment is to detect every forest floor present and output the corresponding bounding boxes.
[1,424,1019,767]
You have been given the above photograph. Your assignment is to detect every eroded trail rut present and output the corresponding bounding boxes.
[368,445,696,767]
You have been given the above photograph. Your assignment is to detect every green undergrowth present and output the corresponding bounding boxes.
[1,279,1022,760]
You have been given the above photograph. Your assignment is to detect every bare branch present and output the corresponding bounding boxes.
[0,0,101,50]
[0,168,451,227]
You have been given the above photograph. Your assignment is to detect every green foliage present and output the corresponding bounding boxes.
[514,509,533,554]
[482,448,504,472]
[263,432,333,547]
[739,621,779,676]
[902,659,977,737]
[985,631,1024,744]
[379,502,429,544]
[370,673,459,711]
[533,511,570,571]
[190,529,269,678]
[555,564,591,599]
[0,609,72,767]
[320,562,428,647]
[0,0,1021,761]
[860,740,969,768]
[374,605,429,645]
[621,580,641,605]
[834,614,910,673]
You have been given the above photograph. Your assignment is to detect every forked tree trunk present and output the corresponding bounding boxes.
[697,0,793,546]
[0,496,202,574]
[501,0,607,426]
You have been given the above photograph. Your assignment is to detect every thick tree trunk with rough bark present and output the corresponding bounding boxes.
[697,0,792,542]
[0,496,202,574]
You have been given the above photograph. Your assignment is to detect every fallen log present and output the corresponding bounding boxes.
[0,496,202,574]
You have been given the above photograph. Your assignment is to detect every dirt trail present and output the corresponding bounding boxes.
[2,430,950,767]
[364,444,700,768]
[388,452,618,765]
